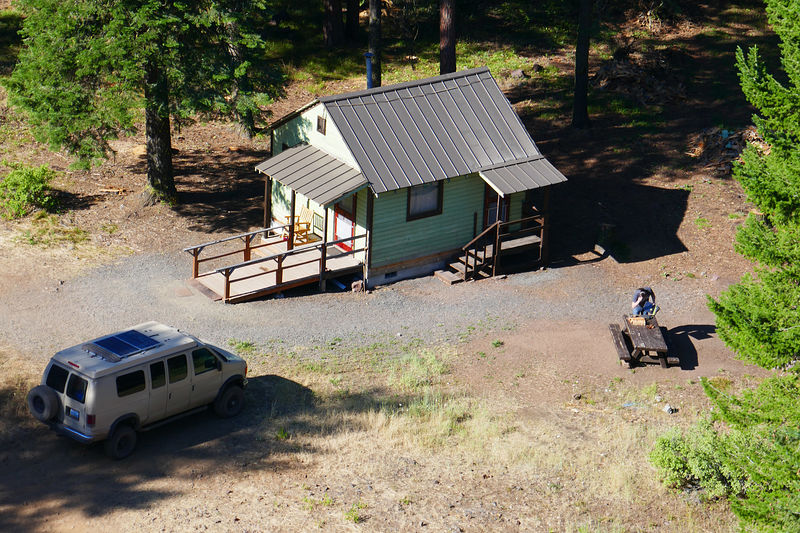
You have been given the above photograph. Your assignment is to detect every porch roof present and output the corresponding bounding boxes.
[255,143,368,207]
[478,155,567,196]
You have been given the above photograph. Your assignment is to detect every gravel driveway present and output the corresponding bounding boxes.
[1,249,710,360]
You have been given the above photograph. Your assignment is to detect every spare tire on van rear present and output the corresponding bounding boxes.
[27,385,60,422]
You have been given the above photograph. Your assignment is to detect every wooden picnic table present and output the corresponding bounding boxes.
[608,315,679,368]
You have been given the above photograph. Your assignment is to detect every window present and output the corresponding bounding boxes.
[192,348,219,376]
[407,182,443,220]
[116,370,146,397]
[150,361,166,389]
[45,364,69,393]
[66,374,88,403]
[167,354,188,383]
[317,116,327,135]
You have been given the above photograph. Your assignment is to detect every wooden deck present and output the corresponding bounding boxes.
[191,238,363,303]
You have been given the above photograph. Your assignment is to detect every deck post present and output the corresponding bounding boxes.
[276,255,283,285]
[541,187,551,266]
[288,190,296,251]
[365,192,374,285]
[191,248,200,278]
[263,177,272,229]
[244,234,252,262]
[492,221,501,277]
[223,268,231,302]
[319,208,329,291]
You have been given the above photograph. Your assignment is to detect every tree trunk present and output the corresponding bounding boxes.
[144,61,176,201]
[324,0,344,48]
[369,0,381,87]
[346,0,359,41]
[440,0,456,75]
[572,0,592,129]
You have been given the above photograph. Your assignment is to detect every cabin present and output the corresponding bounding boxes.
[185,67,567,302]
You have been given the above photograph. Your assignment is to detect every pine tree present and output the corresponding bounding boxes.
[708,0,800,369]
[651,4,800,529]
[3,0,277,202]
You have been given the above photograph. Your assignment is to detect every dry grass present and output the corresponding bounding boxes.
[238,342,738,531]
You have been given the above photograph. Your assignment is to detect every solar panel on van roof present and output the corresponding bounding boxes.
[89,330,160,360]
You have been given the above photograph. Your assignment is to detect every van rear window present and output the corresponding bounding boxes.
[116,370,146,397]
[66,374,88,403]
[46,364,69,393]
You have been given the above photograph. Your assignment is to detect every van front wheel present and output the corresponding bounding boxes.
[105,424,137,460]
[214,385,244,418]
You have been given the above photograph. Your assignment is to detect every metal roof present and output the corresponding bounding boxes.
[320,67,545,194]
[478,155,568,196]
[255,144,368,207]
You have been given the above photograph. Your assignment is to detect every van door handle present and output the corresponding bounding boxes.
[169,392,172,399]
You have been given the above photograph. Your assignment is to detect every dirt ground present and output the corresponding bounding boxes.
[0,4,776,531]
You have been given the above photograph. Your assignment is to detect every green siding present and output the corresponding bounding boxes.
[270,182,367,262]
[370,174,485,267]
[273,103,357,168]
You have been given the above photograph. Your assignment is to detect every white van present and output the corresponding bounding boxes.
[27,322,248,459]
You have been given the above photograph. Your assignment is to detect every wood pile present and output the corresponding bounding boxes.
[591,55,686,105]
[686,126,769,175]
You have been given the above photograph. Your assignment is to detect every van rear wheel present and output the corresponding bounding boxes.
[105,424,137,460]
[214,385,244,418]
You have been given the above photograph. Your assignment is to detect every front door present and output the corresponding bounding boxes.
[334,195,356,251]
[483,184,510,228]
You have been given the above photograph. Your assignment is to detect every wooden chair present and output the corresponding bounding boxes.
[284,206,314,244]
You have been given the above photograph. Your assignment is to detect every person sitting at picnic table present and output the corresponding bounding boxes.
[631,287,657,316]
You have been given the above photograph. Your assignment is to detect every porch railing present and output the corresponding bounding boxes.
[460,214,544,280]
[183,227,367,302]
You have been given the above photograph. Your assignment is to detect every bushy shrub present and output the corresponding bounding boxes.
[651,375,800,531]
[0,162,58,219]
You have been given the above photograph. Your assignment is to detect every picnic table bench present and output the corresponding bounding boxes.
[608,315,679,368]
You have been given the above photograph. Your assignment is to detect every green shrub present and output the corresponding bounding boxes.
[651,375,800,530]
[0,162,58,218]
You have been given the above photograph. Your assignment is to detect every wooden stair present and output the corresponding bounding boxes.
[435,215,544,285]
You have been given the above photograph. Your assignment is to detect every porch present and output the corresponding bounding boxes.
[184,226,365,303]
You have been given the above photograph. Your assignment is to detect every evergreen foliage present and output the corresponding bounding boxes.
[651,375,800,531]
[3,0,279,198]
[0,161,58,218]
[653,3,800,530]
[706,0,800,370]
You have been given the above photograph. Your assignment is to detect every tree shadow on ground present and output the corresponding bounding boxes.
[123,147,268,235]
[525,1,777,265]
[665,324,716,370]
[0,374,399,532]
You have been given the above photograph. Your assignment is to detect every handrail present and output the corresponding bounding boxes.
[215,233,368,274]
[498,214,543,229]
[182,224,287,253]
[462,221,500,252]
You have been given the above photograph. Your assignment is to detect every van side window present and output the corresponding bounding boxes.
[46,365,69,392]
[150,361,166,389]
[116,370,146,397]
[168,354,188,383]
[192,348,218,375]
[66,374,88,403]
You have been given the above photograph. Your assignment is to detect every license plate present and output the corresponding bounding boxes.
[67,408,80,421]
